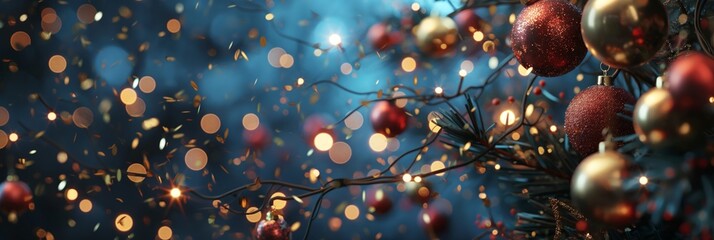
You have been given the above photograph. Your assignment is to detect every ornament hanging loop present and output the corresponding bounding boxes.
[598,63,613,86]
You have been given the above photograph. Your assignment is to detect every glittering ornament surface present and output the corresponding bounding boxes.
[256,217,291,240]
[571,150,639,227]
[565,85,635,156]
[581,0,669,68]
[511,0,586,77]
[413,16,460,57]
[0,180,33,213]
[370,101,408,138]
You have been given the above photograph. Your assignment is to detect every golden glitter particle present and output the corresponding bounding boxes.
[200,113,221,134]
[76,4,97,24]
[329,217,342,231]
[328,142,352,164]
[344,111,363,130]
[8,133,18,142]
[271,192,287,209]
[242,113,260,130]
[114,214,133,232]
[368,133,388,152]
[120,88,138,105]
[126,163,147,183]
[0,107,8,126]
[246,207,262,223]
[0,130,9,149]
[313,132,334,151]
[10,31,31,51]
[185,148,208,171]
[139,76,156,93]
[48,55,67,73]
[125,98,146,117]
[401,57,417,72]
[66,188,78,201]
[79,199,93,212]
[166,19,181,33]
[72,107,94,128]
[518,64,533,76]
[157,226,173,240]
[344,204,360,220]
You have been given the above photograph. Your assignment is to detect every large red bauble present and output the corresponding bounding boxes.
[565,85,635,156]
[365,188,392,214]
[418,200,451,234]
[243,125,271,149]
[367,22,403,50]
[0,180,33,213]
[511,0,586,77]
[666,52,714,110]
[370,101,408,137]
[255,216,291,240]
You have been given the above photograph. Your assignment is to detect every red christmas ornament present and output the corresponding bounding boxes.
[0,180,33,213]
[367,22,403,50]
[243,125,271,149]
[255,212,291,240]
[418,200,451,234]
[565,84,635,156]
[511,0,586,77]
[453,10,484,37]
[370,101,408,137]
[303,114,335,146]
[666,52,714,110]
[365,188,392,214]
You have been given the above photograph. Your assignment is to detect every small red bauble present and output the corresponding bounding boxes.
[243,125,271,149]
[365,188,392,214]
[370,101,408,137]
[666,52,714,110]
[453,10,484,36]
[418,200,450,234]
[511,0,586,77]
[367,22,402,50]
[564,85,635,156]
[303,114,335,146]
[255,214,291,240]
[0,180,33,213]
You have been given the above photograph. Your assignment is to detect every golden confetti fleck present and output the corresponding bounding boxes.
[246,207,262,223]
[120,88,138,105]
[126,163,147,183]
[401,57,417,72]
[66,188,78,201]
[114,214,133,232]
[142,118,160,130]
[48,55,67,73]
[79,199,93,212]
[166,19,181,33]
[271,192,287,209]
[242,113,260,130]
[200,113,221,134]
[157,226,173,240]
[344,204,360,220]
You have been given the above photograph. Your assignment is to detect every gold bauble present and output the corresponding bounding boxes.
[571,150,638,227]
[633,88,707,151]
[413,16,459,57]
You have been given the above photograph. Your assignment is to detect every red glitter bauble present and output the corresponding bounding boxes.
[564,85,635,156]
[367,22,402,50]
[0,180,33,213]
[511,0,586,77]
[255,216,291,240]
[667,52,714,110]
[243,125,271,149]
[417,200,451,234]
[370,101,408,137]
[365,188,392,214]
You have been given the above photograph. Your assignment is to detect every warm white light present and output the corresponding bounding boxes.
[402,173,412,182]
[328,34,342,46]
[499,110,516,126]
[314,132,334,151]
[434,87,444,95]
[459,69,468,77]
[639,176,648,185]
[47,112,57,121]
[170,188,181,198]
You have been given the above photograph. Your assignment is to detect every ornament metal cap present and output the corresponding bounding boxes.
[598,139,616,153]
[656,74,667,88]
[597,75,613,86]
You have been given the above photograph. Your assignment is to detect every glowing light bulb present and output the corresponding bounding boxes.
[47,112,57,121]
[639,176,648,185]
[328,34,342,46]
[402,173,412,182]
[170,188,181,198]
[434,87,444,95]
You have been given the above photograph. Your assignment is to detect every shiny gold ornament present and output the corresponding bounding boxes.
[581,0,669,68]
[633,88,707,151]
[413,16,459,57]
[571,145,639,227]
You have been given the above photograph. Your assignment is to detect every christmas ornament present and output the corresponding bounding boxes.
[303,114,335,146]
[453,10,484,38]
[581,0,669,68]
[418,199,451,234]
[364,188,392,214]
[666,52,714,110]
[0,180,33,213]
[243,125,271,149]
[565,76,635,156]
[571,142,639,227]
[413,16,459,57]
[511,0,586,77]
[255,211,291,240]
[371,101,408,138]
[633,88,707,151]
[405,181,434,204]
[367,22,403,50]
